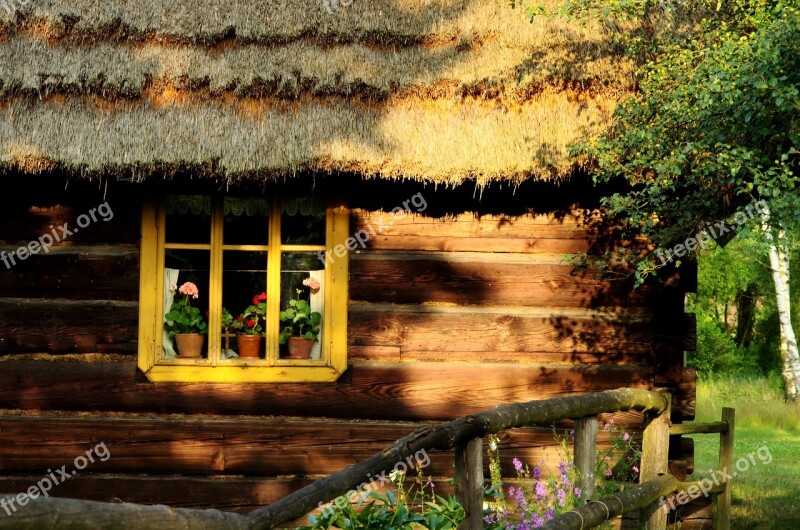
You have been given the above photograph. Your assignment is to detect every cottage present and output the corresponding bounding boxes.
[0,0,696,525]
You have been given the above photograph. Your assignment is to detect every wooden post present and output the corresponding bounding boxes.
[455,437,483,530]
[574,416,598,500]
[639,393,671,530]
[714,407,735,530]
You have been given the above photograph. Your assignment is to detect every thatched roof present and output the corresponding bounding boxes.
[0,0,635,186]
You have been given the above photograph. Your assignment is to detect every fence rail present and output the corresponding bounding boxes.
[249,387,671,528]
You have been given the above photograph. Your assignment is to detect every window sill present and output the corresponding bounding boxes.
[141,363,345,383]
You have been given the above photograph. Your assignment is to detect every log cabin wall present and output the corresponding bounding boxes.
[0,176,697,522]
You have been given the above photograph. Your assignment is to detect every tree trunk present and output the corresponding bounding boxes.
[734,285,756,348]
[762,209,800,402]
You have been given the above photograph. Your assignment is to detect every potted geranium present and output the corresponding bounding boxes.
[164,282,207,358]
[279,278,322,359]
[231,292,267,358]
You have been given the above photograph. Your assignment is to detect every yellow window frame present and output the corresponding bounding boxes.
[137,197,349,383]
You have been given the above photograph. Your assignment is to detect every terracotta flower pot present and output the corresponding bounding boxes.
[285,337,315,359]
[174,333,205,358]
[237,334,262,359]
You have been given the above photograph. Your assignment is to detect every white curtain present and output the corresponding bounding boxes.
[162,268,180,358]
[309,269,325,360]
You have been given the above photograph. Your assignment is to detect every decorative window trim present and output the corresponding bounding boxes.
[137,197,349,383]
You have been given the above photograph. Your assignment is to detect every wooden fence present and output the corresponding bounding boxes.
[0,388,733,529]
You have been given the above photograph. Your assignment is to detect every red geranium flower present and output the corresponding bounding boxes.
[236,316,244,322]
[252,292,267,305]
[246,320,256,327]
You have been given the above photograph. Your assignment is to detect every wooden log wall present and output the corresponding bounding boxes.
[0,182,697,523]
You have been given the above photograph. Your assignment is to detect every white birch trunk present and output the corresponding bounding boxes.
[762,207,800,402]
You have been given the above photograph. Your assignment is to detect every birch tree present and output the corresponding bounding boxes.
[761,207,800,400]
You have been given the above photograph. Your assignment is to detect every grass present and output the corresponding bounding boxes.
[687,374,800,529]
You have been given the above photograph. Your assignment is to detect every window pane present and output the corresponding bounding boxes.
[223,197,270,246]
[165,195,211,244]
[281,197,325,245]
[163,249,210,359]
[222,251,268,359]
[279,252,325,359]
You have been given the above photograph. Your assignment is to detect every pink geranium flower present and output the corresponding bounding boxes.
[178,282,199,299]
[303,277,321,291]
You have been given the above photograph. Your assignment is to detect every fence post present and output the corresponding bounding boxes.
[639,392,671,530]
[574,416,598,500]
[714,407,735,530]
[455,437,483,530]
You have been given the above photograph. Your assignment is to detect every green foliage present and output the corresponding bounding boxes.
[221,306,234,331]
[688,234,800,376]
[692,311,750,374]
[298,471,463,530]
[279,291,322,343]
[527,0,800,285]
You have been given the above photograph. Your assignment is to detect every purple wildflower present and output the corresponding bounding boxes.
[574,486,582,497]
[545,508,555,521]
[513,457,524,473]
[515,487,527,509]
[632,465,640,473]
[623,432,631,441]
[533,466,540,480]
[535,481,547,500]
[557,488,566,507]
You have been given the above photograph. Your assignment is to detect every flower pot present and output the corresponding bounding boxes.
[285,337,315,359]
[174,333,204,358]
[237,334,262,359]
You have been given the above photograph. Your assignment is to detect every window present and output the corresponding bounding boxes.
[138,195,349,383]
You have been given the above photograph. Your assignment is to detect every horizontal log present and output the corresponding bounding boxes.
[670,422,728,435]
[352,211,593,239]
[0,474,316,514]
[350,252,654,308]
[540,474,679,530]
[0,415,641,478]
[0,359,694,420]
[0,247,139,300]
[351,211,594,253]
[0,203,141,246]
[0,298,138,353]
[348,303,656,363]
[356,234,590,253]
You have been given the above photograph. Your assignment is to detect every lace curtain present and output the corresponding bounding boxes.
[165,196,324,216]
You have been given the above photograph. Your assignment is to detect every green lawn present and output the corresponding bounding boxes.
[687,375,800,528]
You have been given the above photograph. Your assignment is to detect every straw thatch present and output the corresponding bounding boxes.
[0,0,635,185]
